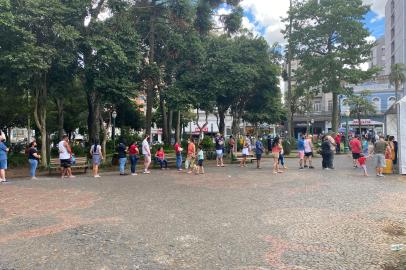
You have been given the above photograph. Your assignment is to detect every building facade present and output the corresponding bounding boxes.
[370,37,386,77]
[385,0,406,97]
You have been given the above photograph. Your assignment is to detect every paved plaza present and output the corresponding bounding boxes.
[1,155,406,270]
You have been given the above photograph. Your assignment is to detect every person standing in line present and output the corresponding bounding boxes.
[228,135,236,160]
[349,135,362,168]
[362,135,369,156]
[0,132,9,183]
[388,136,396,162]
[372,135,387,177]
[128,141,139,176]
[155,146,168,170]
[335,133,341,154]
[174,140,183,171]
[320,136,333,170]
[197,145,205,174]
[185,138,196,174]
[240,141,249,167]
[255,136,264,169]
[297,134,305,169]
[215,133,225,167]
[272,137,283,174]
[326,134,337,169]
[59,135,75,179]
[90,139,103,178]
[278,138,287,169]
[304,135,315,169]
[28,140,41,180]
[117,139,128,176]
[142,135,151,174]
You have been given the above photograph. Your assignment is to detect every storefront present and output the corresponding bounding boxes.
[341,119,384,135]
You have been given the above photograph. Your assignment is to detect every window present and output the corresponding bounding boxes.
[388,96,396,108]
[372,97,381,112]
[313,101,321,112]
[327,100,333,111]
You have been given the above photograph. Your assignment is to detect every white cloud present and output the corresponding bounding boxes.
[241,0,386,45]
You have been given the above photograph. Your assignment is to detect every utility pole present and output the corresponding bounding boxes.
[287,0,293,138]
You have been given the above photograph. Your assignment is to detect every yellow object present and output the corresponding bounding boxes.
[383,159,393,174]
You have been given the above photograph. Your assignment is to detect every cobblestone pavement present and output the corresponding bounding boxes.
[1,155,406,270]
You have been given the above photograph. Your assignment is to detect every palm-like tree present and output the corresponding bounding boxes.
[389,63,406,101]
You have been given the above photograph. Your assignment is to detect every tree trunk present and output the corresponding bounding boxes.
[395,81,399,101]
[287,0,293,139]
[27,114,31,143]
[331,92,339,133]
[33,74,48,167]
[175,111,181,142]
[55,97,64,140]
[159,87,169,144]
[231,110,240,137]
[218,109,226,135]
[100,112,111,162]
[87,90,100,143]
[195,108,209,143]
[357,112,361,136]
[168,110,173,144]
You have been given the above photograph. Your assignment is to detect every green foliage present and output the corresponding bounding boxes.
[200,136,214,150]
[7,153,27,168]
[389,64,406,101]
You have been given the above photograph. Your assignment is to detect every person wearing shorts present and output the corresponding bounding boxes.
[186,138,196,174]
[304,135,314,169]
[240,141,249,167]
[58,135,74,179]
[215,133,225,167]
[0,132,9,183]
[90,140,103,178]
[349,136,362,168]
[297,135,305,169]
[271,137,283,174]
[197,145,205,174]
[373,136,387,177]
[142,135,151,174]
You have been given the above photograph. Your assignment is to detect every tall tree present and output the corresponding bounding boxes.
[289,0,375,132]
[389,63,406,101]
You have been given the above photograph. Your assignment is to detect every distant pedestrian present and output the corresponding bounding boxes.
[255,136,264,169]
[358,153,368,177]
[304,135,314,169]
[90,139,103,178]
[228,135,236,159]
[297,134,305,169]
[240,141,249,167]
[326,134,336,169]
[197,145,205,174]
[58,135,75,179]
[215,133,225,167]
[362,135,369,156]
[117,139,128,175]
[155,146,168,170]
[28,140,41,180]
[349,136,362,168]
[320,136,334,170]
[278,139,287,169]
[174,140,183,171]
[185,138,196,174]
[0,132,9,183]
[372,135,387,177]
[129,141,139,176]
[272,137,283,174]
[335,133,341,154]
[142,135,151,174]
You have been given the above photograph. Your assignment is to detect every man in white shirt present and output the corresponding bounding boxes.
[142,134,151,174]
[58,135,75,179]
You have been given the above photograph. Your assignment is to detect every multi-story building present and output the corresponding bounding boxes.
[385,0,406,97]
[370,37,386,76]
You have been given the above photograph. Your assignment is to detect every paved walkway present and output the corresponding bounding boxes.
[1,155,405,269]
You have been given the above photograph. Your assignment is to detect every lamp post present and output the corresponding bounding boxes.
[311,118,314,142]
[344,109,350,153]
[112,110,117,151]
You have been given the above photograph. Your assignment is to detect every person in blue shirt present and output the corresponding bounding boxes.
[297,134,305,169]
[255,136,265,169]
[0,132,9,183]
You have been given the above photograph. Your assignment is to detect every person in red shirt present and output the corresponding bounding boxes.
[155,146,168,169]
[128,142,139,175]
[358,153,368,176]
[335,134,341,154]
[349,136,362,168]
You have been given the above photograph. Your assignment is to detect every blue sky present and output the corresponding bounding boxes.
[234,0,387,45]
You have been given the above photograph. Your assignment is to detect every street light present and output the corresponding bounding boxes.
[311,119,315,142]
[344,109,350,153]
[112,110,117,151]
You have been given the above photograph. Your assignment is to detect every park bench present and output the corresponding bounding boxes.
[153,154,181,168]
[235,153,257,163]
[48,157,89,174]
